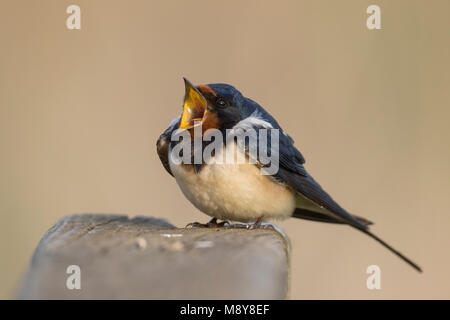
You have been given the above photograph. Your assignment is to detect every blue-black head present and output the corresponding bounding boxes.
[179,78,278,132]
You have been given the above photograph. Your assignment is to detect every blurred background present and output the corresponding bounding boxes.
[1,0,449,299]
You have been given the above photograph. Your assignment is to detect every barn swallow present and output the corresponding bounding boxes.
[157,78,422,272]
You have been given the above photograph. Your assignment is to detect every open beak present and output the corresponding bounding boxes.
[179,78,207,130]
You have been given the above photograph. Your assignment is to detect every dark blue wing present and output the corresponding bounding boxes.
[237,103,368,230]
[240,97,307,177]
[275,167,369,229]
[156,116,180,176]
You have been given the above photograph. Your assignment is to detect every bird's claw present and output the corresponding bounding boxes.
[185,222,208,229]
[206,220,228,228]
[185,218,228,229]
[185,219,276,230]
[248,222,276,230]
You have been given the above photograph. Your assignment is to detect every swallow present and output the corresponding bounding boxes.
[157,78,422,272]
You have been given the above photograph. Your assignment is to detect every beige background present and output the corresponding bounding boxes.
[1,0,449,299]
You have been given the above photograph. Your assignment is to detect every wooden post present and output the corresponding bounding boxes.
[19,214,290,299]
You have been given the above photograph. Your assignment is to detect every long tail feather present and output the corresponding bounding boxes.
[357,227,422,273]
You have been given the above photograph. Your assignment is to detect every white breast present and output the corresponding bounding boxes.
[169,143,296,222]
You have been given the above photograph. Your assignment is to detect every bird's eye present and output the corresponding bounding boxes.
[216,98,227,108]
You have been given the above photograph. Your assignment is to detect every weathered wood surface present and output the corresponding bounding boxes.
[19,214,290,299]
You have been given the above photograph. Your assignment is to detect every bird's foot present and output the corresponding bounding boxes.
[222,222,248,229]
[247,216,275,230]
[185,217,276,230]
[248,222,276,230]
[185,218,227,229]
[185,222,208,228]
[222,217,276,230]
[221,221,276,230]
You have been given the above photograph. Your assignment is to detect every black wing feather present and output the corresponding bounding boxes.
[276,166,369,229]
[156,116,180,177]
[293,208,373,226]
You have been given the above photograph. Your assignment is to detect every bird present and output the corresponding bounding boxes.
[157,78,422,272]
